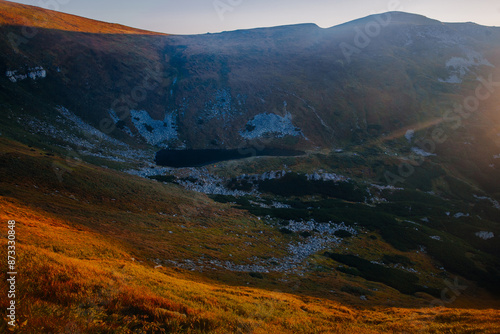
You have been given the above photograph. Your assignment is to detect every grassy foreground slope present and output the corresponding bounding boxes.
[1,138,500,333]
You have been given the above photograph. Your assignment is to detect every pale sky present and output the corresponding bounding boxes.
[6,0,500,34]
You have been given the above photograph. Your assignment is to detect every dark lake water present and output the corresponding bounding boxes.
[155,148,305,168]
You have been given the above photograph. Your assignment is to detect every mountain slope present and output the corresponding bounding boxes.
[1,2,500,152]
[1,2,499,200]
[1,136,500,333]
[0,0,165,34]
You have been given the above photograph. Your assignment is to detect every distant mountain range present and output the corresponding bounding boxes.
[2,0,499,152]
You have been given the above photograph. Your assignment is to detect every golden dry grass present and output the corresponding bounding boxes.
[0,0,166,35]
[1,138,499,333]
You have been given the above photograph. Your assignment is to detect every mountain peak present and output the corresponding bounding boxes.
[333,11,443,29]
[380,11,442,25]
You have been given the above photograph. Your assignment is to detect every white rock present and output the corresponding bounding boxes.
[440,49,494,83]
[411,147,436,157]
[240,112,303,139]
[405,129,415,143]
[473,195,500,210]
[475,231,494,240]
[130,109,178,145]
[6,67,46,82]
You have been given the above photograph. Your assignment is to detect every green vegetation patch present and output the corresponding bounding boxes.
[257,173,366,202]
[147,175,177,183]
[324,252,437,296]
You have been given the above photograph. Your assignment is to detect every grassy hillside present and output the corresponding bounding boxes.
[0,0,165,35]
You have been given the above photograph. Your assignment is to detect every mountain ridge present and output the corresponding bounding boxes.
[2,0,498,37]
[0,0,167,35]
[2,2,499,155]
